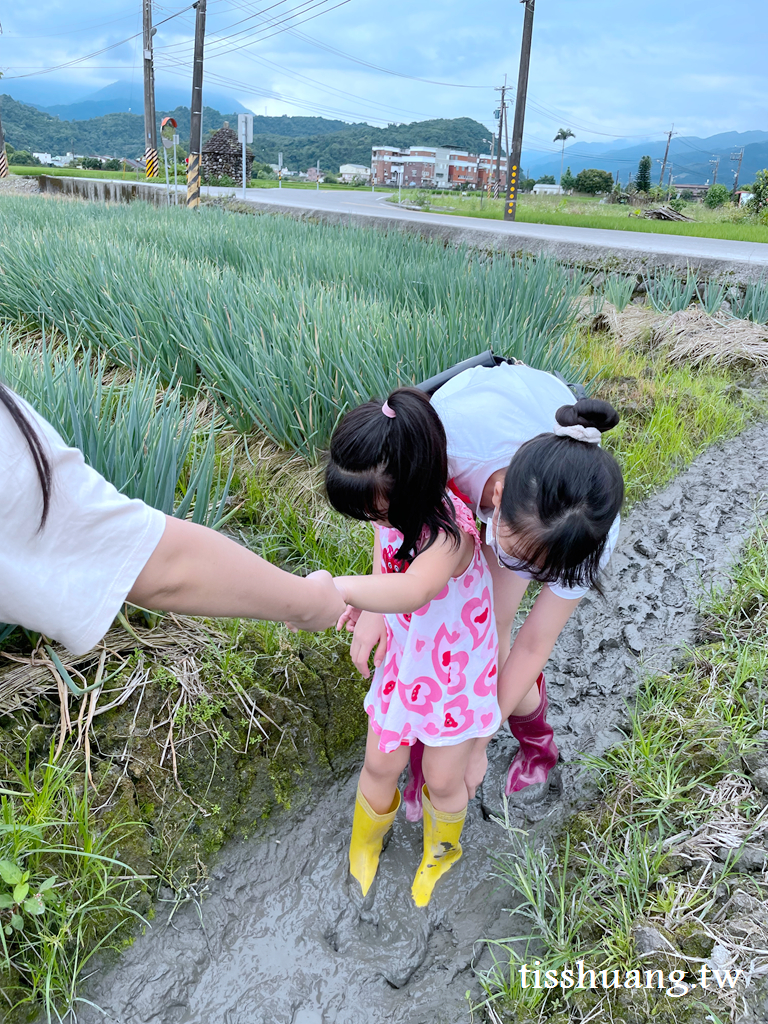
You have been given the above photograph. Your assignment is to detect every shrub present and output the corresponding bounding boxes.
[573,168,614,194]
[82,157,103,170]
[747,169,768,215]
[669,197,686,212]
[536,174,556,184]
[704,183,730,208]
[560,166,576,191]
[103,158,121,171]
[7,150,38,166]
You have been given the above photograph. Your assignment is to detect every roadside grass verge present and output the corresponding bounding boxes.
[402,192,768,244]
[478,527,768,1023]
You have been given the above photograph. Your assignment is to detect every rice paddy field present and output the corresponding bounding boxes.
[0,192,768,1022]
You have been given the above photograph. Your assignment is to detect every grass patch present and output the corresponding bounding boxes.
[479,527,768,1023]
[580,331,767,506]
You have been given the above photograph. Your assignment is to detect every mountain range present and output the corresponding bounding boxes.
[0,94,493,170]
[1,83,765,183]
[522,131,768,186]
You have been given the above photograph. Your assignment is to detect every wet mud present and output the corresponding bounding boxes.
[75,424,768,1024]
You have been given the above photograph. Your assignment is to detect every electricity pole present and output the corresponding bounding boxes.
[709,155,719,184]
[505,0,535,221]
[494,78,506,199]
[0,104,8,179]
[730,148,744,192]
[658,124,676,186]
[142,0,158,179]
[0,24,8,177]
[187,0,207,208]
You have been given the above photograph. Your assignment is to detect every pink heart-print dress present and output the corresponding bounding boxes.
[364,493,501,752]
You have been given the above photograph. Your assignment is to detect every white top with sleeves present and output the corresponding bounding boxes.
[0,392,166,656]
[430,362,620,600]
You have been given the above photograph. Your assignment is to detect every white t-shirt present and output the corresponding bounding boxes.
[431,363,620,600]
[0,392,166,655]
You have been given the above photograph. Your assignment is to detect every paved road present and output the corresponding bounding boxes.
[36,175,768,281]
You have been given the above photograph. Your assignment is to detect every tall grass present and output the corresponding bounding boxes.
[0,749,146,1021]
[0,197,586,459]
[0,327,232,526]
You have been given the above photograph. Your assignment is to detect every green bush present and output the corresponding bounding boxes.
[704,183,730,208]
[573,168,614,194]
[747,169,768,215]
[7,150,38,167]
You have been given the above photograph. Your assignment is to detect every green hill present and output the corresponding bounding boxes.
[0,95,492,171]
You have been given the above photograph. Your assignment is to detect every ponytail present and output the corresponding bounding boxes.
[0,383,52,529]
[498,398,624,591]
[325,387,461,563]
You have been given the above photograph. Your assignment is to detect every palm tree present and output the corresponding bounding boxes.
[554,128,575,188]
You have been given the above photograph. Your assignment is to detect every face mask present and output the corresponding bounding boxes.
[487,508,528,572]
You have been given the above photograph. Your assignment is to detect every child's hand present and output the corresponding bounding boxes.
[337,605,362,632]
[348,611,388,679]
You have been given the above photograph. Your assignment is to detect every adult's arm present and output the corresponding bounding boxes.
[127,515,346,631]
[496,584,580,718]
[346,530,388,678]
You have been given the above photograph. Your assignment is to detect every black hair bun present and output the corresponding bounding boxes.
[556,398,620,434]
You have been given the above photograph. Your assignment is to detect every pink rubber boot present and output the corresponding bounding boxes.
[403,741,425,822]
[505,673,559,795]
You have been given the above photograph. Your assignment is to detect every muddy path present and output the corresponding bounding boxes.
[75,424,768,1024]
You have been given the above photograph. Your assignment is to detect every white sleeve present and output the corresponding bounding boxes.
[544,514,621,601]
[0,397,166,656]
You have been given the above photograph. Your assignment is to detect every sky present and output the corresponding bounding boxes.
[1,0,766,157]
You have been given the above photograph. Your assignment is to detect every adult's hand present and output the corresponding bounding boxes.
[127,515,346,630]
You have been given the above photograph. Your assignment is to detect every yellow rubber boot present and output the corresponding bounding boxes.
[349,785,401,896]
[411,786,466,907]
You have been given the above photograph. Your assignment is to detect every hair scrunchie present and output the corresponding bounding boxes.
[553,423,602,444]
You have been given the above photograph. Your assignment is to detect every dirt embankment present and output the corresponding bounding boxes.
[66,422,768,1024]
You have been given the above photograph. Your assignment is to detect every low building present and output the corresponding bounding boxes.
[371,146,503,189]
[32,152,52,165]
[673,183,710,200]
[50,153,84,167]
[532,183,562,195]
[339,163,370,183]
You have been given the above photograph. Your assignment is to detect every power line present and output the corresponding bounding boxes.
[2,4,198,80]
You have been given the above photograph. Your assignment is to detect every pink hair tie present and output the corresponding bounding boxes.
[382,400,396,419]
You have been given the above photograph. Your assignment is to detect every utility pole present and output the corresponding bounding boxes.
[658,124,676,186]
[730,148,744,191]
[0,24,8,177]
[0,104,8,179]
[709,155,720,184]
[494,77,506,199]
[486,133,495,197]
[505,0,535,221]
[187,0,207,208]
[142,0,158,179]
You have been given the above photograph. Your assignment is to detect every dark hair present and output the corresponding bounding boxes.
[498,398,624,592]
[0,382,52,529]
[325,387,461,563]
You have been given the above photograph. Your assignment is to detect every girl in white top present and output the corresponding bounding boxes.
[0,385,344,653]
[346,363,623,806]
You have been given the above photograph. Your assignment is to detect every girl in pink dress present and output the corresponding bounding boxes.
[326,387,500,907]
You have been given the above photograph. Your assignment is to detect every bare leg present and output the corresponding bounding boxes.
[422,738,476,812]
[359,724,410,814]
